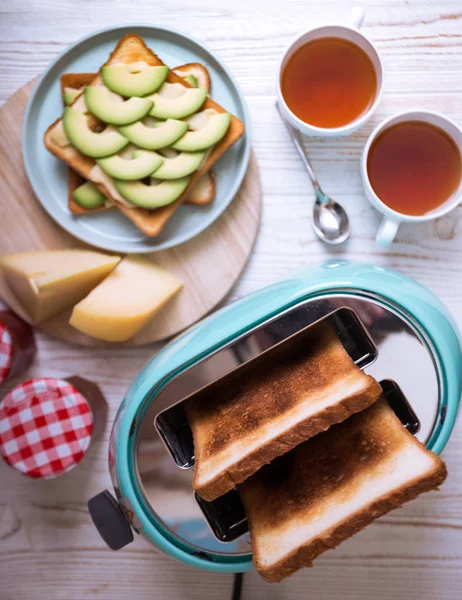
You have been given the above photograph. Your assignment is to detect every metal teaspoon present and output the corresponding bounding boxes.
[276,102,350,244]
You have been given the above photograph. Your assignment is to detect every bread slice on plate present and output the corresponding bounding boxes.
[61,66,216,214]
[173,63,212,92]
[239,398,447,583]
[186,320,382,502]
[45,34,245,237]
[186,170,215,205]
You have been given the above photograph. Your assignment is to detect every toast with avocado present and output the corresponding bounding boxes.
[45,34,244,237]
[173,63,211,92]
[61,67,216,214]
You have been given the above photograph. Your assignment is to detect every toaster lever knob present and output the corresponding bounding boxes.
[88,490,134,550]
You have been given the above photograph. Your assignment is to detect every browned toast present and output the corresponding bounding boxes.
[173,63,211,92]
[45,34,245,236]
[60,69,216,214]
[240,398,447,582]
[186,170,215,205]
[186,321,382,502]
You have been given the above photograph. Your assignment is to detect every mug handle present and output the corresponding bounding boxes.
[376,217,400,248]
[349,6,366,29]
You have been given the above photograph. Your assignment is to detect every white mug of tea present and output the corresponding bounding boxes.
[277,7,384,137]
[361,111,462,248]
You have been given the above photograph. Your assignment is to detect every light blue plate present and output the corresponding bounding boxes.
[22,24,251,253]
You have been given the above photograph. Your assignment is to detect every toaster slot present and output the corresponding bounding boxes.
[381,379,420,435]
[330,308,377,369]
[156,402,194,469]
[155,307,377,470]
[194,490,248,543]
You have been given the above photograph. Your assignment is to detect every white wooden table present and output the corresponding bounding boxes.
[1,1,461,598]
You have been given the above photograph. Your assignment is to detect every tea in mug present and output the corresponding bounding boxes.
[281,37,377,129]
[367,121,461,216]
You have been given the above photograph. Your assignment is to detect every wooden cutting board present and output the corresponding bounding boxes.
[0,80,261,347]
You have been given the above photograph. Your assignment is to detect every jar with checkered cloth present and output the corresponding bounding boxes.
[0,378,95,478]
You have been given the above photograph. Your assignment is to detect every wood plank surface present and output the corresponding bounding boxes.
[1,1,461,599]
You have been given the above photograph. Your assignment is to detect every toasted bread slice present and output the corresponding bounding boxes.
[61,72,97,96]
[173,63,211,92]
[61,69,215,214]
[45,34,244,236]
[186,321,382,502]
[186,171,216,205]
[240,398,447,582]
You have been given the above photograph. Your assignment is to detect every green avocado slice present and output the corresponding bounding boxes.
[173,112,231,151]
[152,151,205,179]
[96,150,164,181]
[183,74,198,88]
[148,85,207,119]
[72,182,106,209]
[63,107,129,158]
[101,65,168,97]
[64,87,81,106]
[84,86,153,125]
[118,119,188,150]
[114,177,190,209]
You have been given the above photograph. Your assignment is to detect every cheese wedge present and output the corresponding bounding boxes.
[69,256,183,342]
[0,250,121,322]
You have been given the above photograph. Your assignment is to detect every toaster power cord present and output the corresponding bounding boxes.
[232,573,244,600]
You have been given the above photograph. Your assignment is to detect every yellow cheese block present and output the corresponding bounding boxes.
[0,250,121,322]
[69,256,183,342]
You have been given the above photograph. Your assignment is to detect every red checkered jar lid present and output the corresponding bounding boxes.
[0,378,93,478]
[0,322,13,385]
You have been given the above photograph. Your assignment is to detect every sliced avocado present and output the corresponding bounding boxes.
[118,119,188,150]
[64,87,81,106]
[63,108,129,158]
[72,182,106,209]
[152,151,205,179]
[84,86,153,125]
[148,85,207,119]
[96,150,163,181]
[114,177,190,209]
[173,112,231,151]
[173,64,211,92]
[101,65,168,97]
[183,74,198,88]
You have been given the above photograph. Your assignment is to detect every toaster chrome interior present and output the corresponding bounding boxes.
[134,292,440,557]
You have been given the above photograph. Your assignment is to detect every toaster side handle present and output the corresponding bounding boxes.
[88,490,134,551]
